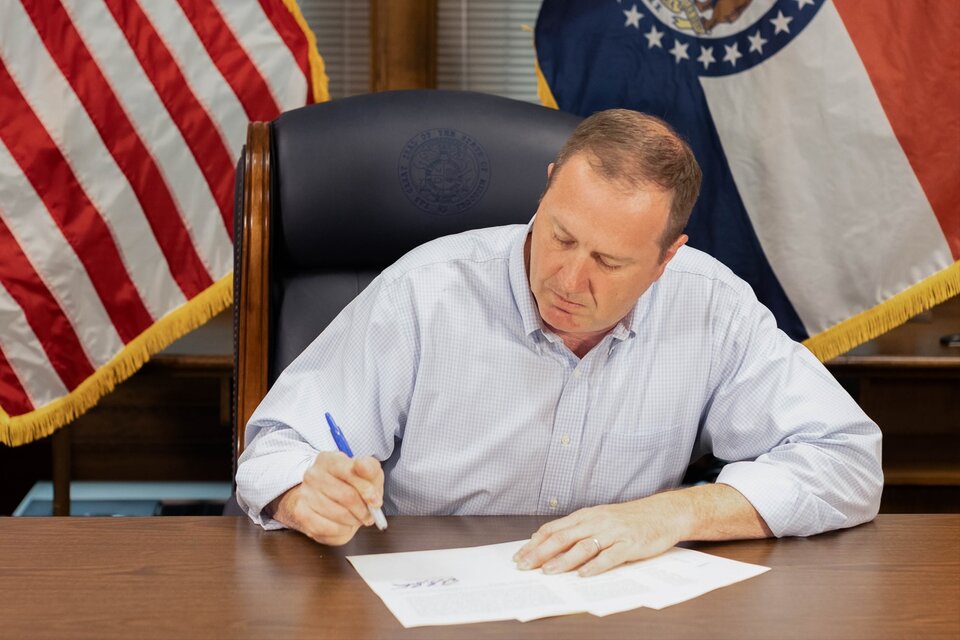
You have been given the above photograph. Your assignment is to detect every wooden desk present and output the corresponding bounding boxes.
[0,515,957,639]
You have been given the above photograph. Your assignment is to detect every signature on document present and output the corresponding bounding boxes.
[391,577,460,590]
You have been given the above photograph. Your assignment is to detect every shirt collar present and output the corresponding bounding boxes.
[615,288,652,341]
[508,218,543,339]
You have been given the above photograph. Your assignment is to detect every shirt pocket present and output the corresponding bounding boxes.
[583,428,684,506]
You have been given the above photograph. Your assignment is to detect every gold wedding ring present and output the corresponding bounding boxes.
[590,537,602,555]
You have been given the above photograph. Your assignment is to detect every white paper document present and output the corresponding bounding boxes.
[347,540,769,627]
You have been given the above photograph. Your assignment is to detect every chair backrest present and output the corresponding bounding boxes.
[233,90,581,457]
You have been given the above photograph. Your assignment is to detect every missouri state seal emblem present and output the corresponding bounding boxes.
[398,128,491,215]
[623,0,824,76]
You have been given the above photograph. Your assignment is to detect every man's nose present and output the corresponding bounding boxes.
[558,255,590,294]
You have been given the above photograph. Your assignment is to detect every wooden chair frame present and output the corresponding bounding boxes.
[235,122,271,459]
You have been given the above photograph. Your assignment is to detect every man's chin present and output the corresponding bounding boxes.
[541,306,585,333]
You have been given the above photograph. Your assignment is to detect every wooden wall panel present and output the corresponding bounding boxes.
[0,356,232,516]
[827,296,960,512]
[68,358,232,482]
[370,0,437,91]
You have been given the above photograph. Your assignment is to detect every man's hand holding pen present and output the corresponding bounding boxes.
[268,452,385,546]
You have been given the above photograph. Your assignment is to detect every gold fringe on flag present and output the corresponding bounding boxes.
[803,261,960,362]
[281,0,330,103]
[0,276,234,447]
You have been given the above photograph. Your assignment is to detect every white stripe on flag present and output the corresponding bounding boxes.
[0,0,185,322]
[0,141,124,368]
[0,282,70,407]
[699,1,953,335]
[137,0,246,161]
[62,0,233,280]
[215,0,309,110]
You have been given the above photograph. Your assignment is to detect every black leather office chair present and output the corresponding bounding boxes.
[231,90,582,473]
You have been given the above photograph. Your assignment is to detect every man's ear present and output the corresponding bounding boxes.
[538,163,556,203]
[654,233,688,279]
[664,233,688,264]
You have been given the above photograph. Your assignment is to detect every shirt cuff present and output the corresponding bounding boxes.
[235,451,317,530]
[715,460,804,538]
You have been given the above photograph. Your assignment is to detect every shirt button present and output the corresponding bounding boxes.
[560,435,570,446]
[573,369,581,378]
[548,497,559,509]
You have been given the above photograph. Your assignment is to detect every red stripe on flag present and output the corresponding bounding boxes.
[258,0,313,103]
[20,0,214,300]
[103,0,234,236]
[0,344,34,416]
[0,217,95,392]
[834,0,960,259]
[0,62,154,344]
[176,0,282,121]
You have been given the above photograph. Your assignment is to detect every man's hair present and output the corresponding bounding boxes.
[547,109,702,260]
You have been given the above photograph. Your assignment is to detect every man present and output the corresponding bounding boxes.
[236,110,882,577]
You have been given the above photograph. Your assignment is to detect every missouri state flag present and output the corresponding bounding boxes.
[0,1,327,445]
[536,0,959,361]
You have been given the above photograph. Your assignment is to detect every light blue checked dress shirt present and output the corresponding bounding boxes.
[236,224,882,537]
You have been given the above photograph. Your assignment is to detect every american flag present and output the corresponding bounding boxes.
[0,0,326,445]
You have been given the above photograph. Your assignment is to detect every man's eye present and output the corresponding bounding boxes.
[554,235,574,247]
[598,258,622,271]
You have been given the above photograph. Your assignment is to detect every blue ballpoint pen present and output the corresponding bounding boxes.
[325,412,388,531]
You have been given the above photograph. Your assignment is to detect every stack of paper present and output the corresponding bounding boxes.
[347,540,769,627]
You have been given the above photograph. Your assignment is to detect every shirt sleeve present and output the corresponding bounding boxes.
[702,284,883,538]
[235,275,418,529]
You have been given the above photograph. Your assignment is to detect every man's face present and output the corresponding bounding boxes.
[527,153,687,336]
